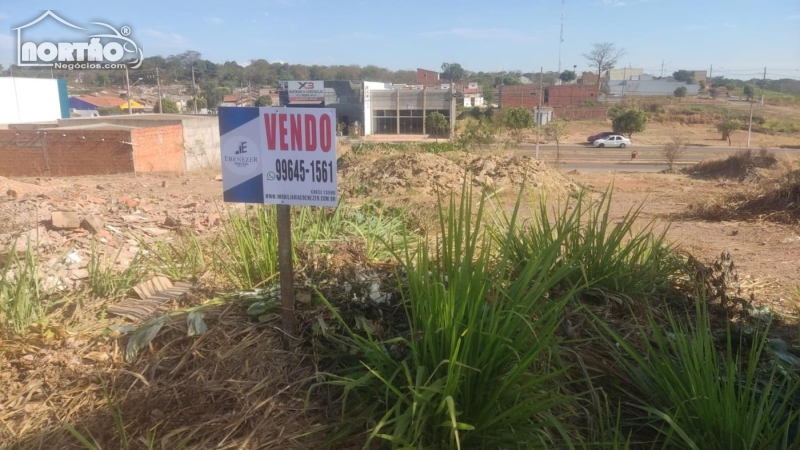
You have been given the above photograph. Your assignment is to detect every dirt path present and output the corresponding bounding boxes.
[577,171,800,315]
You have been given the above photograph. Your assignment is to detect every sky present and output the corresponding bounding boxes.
[0,0,799,80]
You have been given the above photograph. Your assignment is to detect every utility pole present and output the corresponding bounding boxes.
[709,64,712,82]
[156,67,163,114]
[535,66,543,159]
[746,78,755,148]
[191,66,197,114]
[557,0,564,80]
[661,60,664,78]
[124,65,133,115]
[759,66,766,106]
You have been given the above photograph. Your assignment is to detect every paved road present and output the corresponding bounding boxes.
[515,144,799,173]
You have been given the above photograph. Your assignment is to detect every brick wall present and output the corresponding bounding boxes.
[552,106,608,120]
[545,85,597,107]
[131,125,185,173]
[0,129,134,177]
[499,85,541,109]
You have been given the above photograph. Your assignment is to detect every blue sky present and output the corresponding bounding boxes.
[1,0,798,80]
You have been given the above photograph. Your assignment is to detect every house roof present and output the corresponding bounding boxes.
[71,95,127,108]
[223,94,241,102]
[120,99,144,109]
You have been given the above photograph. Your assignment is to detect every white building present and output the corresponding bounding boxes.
[0,77,68,124]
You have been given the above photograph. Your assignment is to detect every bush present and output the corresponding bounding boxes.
[596,301,800,450]
[717,119,744,145]
[500,189,682,304]
[612,108,648,140]
[662,136,688,171]
[315,187,580,448]
[153,98,179,113]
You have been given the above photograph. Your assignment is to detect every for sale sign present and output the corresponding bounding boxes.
[218,107,337,207]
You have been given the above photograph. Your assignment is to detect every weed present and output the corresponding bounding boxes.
[0,238,48,334]
[595,300,800,450]
[500,189,682,305]
[214,202,411,289]
[139,232,205,281]
[87,240,147,299]
[65,388,189,450]
[315,185,580,449]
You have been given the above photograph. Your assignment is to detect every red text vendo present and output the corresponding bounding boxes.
[264,113,333,152]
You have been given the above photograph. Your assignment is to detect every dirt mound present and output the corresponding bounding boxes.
[682,150,778,180]
[341,151,574,199]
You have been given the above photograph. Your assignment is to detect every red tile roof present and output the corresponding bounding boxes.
[73,95,127,108]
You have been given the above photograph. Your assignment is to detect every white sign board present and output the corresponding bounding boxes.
[287,80,325,102]
[219,107,338,207]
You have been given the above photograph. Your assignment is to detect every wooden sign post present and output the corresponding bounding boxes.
[218,106,338,341]
[276,204,295,337]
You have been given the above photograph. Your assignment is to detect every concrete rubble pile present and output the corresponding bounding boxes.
[0,175,224,293]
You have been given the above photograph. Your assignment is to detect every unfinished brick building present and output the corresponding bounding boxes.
[0,124,184,177]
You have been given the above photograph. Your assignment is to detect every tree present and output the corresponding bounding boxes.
[503,107,534,142]
[558,70,577,84]
[699,80,706,90]
[482,83,495,106]
[716,119,743,145]
[544,120,569,162]
[743,85,755,101]
[427,112,448,141]
[187,97,208,111]
[154,98,179,113]
[673,86,688,100]
[457,117,498,151]
[612,108,647,140]
[255,95,272,106]
[662,136,688,171]
[583,43,626,95]
[672,70,693,82]
[440,63,466,81]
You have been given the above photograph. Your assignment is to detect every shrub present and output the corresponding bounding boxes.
[612,109,647,139]
[596,301,800,450]
[500,189,681,304]
[316,186,580,448]
[716,119,744,145]
[662,136,689,172]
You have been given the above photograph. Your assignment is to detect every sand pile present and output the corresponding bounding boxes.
[341,151,575,199]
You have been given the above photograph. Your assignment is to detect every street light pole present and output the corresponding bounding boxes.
[125,65,132,115]
[535,66,543,159]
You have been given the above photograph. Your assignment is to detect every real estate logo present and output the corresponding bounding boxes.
[223,136,260,176]
[13,10,143,70]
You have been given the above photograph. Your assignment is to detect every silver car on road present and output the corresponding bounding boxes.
[593,135,631,148]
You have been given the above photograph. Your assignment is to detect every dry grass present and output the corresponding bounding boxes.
[682,149,778,180]
[4,302,331,449]
[679,162,800,224]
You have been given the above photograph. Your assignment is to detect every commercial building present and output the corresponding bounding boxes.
[0,77,69,124]
[606,75,700,96]
[279,80,455,136]
[603,68,644,81]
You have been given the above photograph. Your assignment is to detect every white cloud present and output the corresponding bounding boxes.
[143,29,189,48]
[789,14,800,20]
[207,17,224,24]
[0,12,9,19]
[602,0,627,6]
[0,32,13,50]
